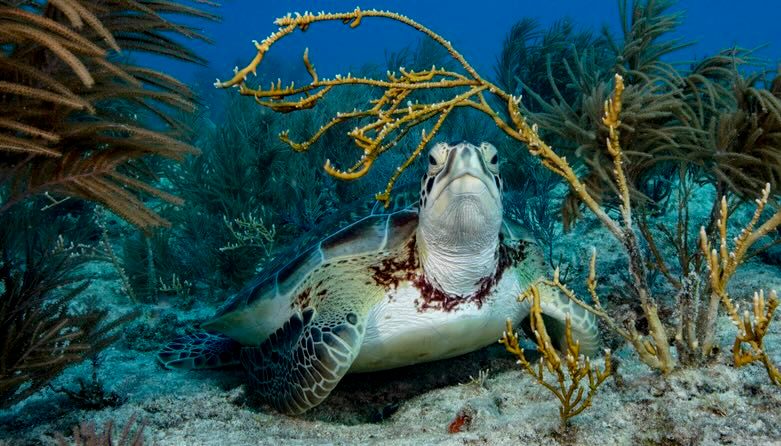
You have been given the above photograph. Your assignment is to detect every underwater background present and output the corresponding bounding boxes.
[1,0,781,444]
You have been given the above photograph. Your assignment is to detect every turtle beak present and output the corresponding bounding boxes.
[442,173,489,197]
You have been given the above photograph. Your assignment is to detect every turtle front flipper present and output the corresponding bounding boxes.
[157,331,242,369]
[528,283,600,356]
[241,306,367,414]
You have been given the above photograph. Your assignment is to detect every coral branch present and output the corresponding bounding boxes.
[698,184,781,383]
[500,285,612,429]
[731,290,780,385]
[216,8,487,90]
[215,8,509,206]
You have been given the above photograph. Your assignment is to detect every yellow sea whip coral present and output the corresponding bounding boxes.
[500,285,612,428]
[216,8,527,206]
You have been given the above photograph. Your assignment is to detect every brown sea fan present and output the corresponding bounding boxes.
[0,0,218,229]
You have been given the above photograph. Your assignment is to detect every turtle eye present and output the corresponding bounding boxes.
[426,142,448,173]
[480,142,500,173]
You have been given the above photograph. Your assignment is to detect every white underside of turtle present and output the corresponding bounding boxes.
[352,266,526,372]
[157,141,599,414]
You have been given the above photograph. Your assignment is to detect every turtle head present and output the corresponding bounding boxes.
[418,141,503,239]
[416,141,504,295]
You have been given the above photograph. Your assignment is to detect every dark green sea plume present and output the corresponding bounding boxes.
[0,202,137,408]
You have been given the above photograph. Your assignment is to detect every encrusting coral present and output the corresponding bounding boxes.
[216,5,781,388]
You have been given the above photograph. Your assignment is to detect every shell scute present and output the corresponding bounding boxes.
[384,210,418,248]
[321,214,389,258]
[276,247,323,296]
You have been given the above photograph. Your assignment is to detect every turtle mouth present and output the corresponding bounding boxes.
[435,172,496,201]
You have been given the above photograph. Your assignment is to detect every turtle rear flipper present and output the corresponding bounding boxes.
[157,331,241,370]
[534,283,600,356]
[242,307,367,414]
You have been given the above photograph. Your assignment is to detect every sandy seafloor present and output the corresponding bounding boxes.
[1,190,781,446]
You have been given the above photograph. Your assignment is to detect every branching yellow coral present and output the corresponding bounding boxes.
[215,8,632,216]
[699,185,781,384]
[540,250,671,372]
[732,290,780,385]
[519,76,676,373]
[500,285,612,428]
[216,8,536,206]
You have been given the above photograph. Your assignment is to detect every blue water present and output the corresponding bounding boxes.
[164,0,781,86]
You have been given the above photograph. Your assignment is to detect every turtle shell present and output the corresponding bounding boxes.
[208,193,419,323]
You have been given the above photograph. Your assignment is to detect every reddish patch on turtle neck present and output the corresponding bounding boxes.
[369,236,419,289]
[368,233,528,313]
[414,236,527,313]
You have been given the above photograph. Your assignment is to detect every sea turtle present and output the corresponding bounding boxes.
[158,141,599,414]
